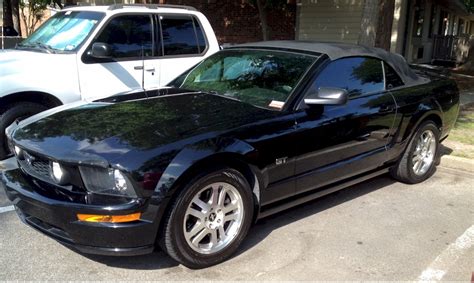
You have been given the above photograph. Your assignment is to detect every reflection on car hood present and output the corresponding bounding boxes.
[12,92,277,166]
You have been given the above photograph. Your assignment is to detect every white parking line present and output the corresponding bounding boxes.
[418,225,474,281]
[0,205,15,214]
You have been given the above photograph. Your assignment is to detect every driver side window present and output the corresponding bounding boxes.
[95,15,153,59]
[307,57,385,98]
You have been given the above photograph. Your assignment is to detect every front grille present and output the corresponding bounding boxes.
[16,148,86,195]
[18,151,54,183]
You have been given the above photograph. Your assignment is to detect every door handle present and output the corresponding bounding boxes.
[356,133,371,141]
[134,66,155,72]
[379,105,394,113]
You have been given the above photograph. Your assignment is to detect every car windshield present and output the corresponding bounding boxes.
[18,11,104,52]
[179,49,317,110]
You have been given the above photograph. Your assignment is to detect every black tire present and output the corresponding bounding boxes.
[390,121,440,184]
[0,102,48,160]
[161,168,254,269]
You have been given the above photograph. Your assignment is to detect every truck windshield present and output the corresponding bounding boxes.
[18,11,104,52]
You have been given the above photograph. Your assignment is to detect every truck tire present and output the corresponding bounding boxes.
[0,102,48,160]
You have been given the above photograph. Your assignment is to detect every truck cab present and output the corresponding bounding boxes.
[0,4,220,159]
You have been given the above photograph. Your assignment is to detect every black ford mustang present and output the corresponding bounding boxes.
[1,41,460,268]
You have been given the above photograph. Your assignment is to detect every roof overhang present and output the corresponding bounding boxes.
[438,0,472,17]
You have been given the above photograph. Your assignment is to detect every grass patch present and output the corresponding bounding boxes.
[444,104,474,159]
[449,105,474,145]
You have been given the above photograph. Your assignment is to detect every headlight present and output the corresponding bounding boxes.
[50,161,69,185]
[14,146,22,155]
[79,166,136,197]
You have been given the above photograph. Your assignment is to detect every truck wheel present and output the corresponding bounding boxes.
[161,168,254,269]
[391,121,440,184]
[0,102,47,160]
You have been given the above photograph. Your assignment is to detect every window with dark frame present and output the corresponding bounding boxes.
[383,62,404,90]
[159,15,207,56]
[438,11,450,36]
[307,57,385,98]
[428,4,436,38]
[95,15,153,59]
[458,19,465,35]
[413,0,426,37]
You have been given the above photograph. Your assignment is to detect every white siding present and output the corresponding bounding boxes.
[297,0,364,43]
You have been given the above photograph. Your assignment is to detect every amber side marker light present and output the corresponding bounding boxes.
[77,212,141,223]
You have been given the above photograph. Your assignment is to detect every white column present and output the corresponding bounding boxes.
[1,0,4,49]
[390,0,408,54]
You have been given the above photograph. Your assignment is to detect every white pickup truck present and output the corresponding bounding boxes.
[0,4,219,159]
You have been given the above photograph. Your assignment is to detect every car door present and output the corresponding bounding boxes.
[77,14,160,101]
[293,57,397,194]
[157,14,212,85]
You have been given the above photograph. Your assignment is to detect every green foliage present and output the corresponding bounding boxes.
[17,0,61,36]
[466,0,474,12]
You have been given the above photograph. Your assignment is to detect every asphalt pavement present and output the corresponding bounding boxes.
[0,158,472,281]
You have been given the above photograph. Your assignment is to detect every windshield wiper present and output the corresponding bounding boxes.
[17,42,57,54]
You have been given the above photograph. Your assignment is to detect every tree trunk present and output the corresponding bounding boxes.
[375,0,395,51]
[11,0,21,37]
[256,0,269,41]
[3,0,14,29]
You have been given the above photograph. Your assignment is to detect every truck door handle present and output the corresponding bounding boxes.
[134,66,155,72]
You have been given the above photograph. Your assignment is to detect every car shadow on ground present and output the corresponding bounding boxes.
[439,143,454,156]
[80,173,398,270]
[235,174,397,257]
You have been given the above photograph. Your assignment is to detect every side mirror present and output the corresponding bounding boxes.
[90,42,112,59]
[304,87,348,106]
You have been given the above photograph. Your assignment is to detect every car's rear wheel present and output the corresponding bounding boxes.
[162,168,254,269]
[391,121,440,184]
[0,102,48,160]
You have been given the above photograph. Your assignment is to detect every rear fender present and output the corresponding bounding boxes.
[399,100,443,144]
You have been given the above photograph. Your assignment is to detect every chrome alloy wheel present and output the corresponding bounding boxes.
[183,182,244,254]
[412,129,437,176]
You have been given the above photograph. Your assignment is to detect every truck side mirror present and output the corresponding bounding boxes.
[90,42,112,59]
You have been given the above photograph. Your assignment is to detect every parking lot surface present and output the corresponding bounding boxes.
[0,158,472,281]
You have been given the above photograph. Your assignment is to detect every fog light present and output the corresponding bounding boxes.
[77,212,141,223]
[51,161,65,184]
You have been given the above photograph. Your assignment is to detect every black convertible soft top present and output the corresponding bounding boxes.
[232,41,427,87]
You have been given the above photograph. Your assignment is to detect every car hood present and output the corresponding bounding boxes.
[12,92,277,167]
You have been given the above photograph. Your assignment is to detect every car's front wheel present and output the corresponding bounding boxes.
[162,168,254,269]
[391,121,440,184]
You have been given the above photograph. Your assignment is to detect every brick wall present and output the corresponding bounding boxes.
[163,0,296,44]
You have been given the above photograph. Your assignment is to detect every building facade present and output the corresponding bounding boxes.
[297,0,474,64]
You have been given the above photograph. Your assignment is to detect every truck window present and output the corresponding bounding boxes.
[159,15,207,56]
[95,15,153,59]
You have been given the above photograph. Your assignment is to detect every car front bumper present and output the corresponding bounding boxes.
[1,168,162,256]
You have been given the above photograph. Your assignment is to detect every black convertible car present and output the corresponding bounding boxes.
[1,41,459,268]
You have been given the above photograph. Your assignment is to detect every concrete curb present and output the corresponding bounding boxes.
[440,155,474,174]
